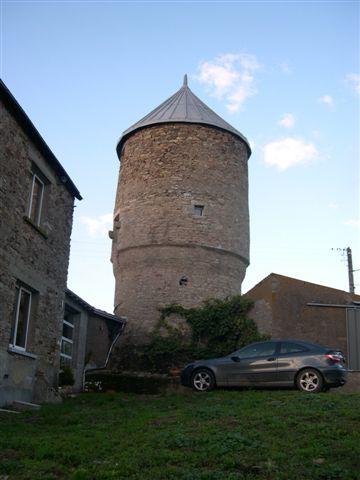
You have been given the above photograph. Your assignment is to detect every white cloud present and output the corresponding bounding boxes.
[345,73,360,95]
[196,53,261,112]
[318,95,334,107]
[344,218,360,228]
[328,202,339,210]
[80,213,113,237]
[278,113,295,129]
[280,62,292,75]
[263,137,318,171]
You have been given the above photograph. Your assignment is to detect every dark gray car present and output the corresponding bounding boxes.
[180,340,348,393]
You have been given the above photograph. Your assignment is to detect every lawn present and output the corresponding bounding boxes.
[0,390,359,480]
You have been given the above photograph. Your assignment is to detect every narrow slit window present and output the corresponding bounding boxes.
[194,205,204,217]
[28,174,44,225]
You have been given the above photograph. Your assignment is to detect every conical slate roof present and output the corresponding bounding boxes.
[116,75,251,157]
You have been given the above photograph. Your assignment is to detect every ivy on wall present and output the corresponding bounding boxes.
[116,296,267,373]
[149,296,266,371]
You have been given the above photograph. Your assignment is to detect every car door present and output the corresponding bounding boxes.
[276,342,310,384]
[226,342,279,386]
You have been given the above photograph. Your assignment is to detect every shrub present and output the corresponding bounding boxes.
[59,365,75,386]
[139,295,267,373]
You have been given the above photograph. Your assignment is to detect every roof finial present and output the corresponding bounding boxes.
[183,74,188,87]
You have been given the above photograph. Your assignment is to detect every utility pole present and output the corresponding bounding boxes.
[331,246,356,294]
[346,247,355,294]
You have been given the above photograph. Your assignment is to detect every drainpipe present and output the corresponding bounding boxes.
[82,318,127,391]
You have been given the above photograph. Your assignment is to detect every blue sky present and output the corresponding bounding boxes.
[2,1,359,311]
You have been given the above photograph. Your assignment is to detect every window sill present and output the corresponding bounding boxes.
[8,346,38,360]
[23,216,48,239]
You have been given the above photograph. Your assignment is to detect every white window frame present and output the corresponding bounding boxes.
[60,317,74,362]
[28,174,45,225]
[10,286,32,352]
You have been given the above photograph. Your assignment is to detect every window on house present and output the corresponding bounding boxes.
[60,308,75,367]
[28,174,44,225]
[194,205,204,217]
[10,286,32,351]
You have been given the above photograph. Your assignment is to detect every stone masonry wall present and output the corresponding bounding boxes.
[0,101,75,405]
[114,245,247,343]
[112,124,249,346]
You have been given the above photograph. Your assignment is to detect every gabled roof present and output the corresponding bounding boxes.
[245,273,360,300]
[116,75,251,158]
[65,289,125,323]
[0,79,82,200]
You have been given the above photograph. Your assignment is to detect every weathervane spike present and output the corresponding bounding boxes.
[183,74,188,87]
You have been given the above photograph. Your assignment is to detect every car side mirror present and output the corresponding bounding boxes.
[231,356,241,362]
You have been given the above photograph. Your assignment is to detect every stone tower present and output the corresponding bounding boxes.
[111,76,251,347]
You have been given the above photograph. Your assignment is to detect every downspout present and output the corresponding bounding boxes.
[82,319,127,391]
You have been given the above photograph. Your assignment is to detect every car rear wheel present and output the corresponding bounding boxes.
[191,369,215,392]
[296,368,323,393]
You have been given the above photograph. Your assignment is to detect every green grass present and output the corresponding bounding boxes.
[0,390,359,479]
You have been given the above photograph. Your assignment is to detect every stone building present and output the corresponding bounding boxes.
[0,80,81,406]
[246,273,360,371]
[110,76,251,350]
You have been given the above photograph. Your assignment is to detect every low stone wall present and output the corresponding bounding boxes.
[85,371,186,395]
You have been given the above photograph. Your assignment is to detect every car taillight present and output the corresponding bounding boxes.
[325,354,342,363]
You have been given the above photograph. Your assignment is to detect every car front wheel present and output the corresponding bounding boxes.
[191,369,215,392]
[296,368,323,393]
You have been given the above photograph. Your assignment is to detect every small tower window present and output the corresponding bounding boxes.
[179,276,188,286]
[194,205,204,217]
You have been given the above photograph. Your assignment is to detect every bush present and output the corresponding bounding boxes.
[59,365,75,386]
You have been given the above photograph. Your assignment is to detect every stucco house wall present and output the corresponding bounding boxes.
[245,273,360,358]
[64,289,124,391]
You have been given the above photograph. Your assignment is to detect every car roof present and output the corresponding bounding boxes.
[246,339,328,350]
[277,339,331,349]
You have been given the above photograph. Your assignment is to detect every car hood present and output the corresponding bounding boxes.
[192,356,228,367]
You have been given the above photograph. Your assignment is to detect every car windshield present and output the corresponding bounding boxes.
[231,342,277,358]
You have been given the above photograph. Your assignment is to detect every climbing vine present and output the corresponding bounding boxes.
[141,295,267,373]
